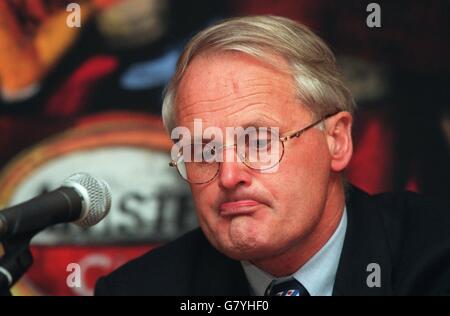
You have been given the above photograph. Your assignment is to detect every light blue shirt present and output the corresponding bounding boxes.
[241,207,347,296]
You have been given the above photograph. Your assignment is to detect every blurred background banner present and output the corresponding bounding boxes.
[0,112,197,295]
[0,0,448,295]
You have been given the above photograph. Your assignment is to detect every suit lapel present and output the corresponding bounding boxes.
[333,186,394,295]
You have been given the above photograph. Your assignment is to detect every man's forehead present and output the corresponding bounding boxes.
[178,54,287,97]
[174,52,299,127]
[177,53,291,101]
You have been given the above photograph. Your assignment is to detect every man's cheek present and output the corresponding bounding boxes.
[191,190,207,209]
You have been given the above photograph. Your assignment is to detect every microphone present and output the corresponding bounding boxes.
[0,173,112,241]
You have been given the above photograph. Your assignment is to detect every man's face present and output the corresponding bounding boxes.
[175,52,336,261]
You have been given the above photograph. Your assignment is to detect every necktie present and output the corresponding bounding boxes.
[265,277,310,296]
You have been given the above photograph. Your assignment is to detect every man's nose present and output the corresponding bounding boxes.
[217,147,252,190]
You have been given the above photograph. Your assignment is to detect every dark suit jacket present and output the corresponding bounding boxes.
[95,186,450,295]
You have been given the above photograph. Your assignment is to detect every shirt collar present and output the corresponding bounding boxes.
[242,206,347,296]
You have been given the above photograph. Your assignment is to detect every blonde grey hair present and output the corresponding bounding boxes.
[162,15,355,132]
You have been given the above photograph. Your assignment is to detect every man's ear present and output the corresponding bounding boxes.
[325,111,353,172]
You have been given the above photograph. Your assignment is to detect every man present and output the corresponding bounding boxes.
[95,15,450,296]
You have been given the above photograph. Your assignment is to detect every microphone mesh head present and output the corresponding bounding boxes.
[62,173,112,227]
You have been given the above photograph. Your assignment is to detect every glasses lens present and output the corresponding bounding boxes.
[237,127,283,170]
[176,143,220,184]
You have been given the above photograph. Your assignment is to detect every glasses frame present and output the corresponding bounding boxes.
[169,111,341,184]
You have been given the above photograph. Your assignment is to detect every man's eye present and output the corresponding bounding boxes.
[250,138,270,150]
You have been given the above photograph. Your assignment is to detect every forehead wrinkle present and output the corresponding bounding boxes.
[182,106,286,132]
[223,101,281,120]
[176,90,234,114]
[229,112,286,128]
[178,69,294,110]
[179,103,262,127]
[178,89,273,121]
[240,77,295,90]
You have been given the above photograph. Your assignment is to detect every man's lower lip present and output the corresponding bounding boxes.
[219,200,262,216]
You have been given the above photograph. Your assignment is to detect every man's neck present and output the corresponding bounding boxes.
[250,179,345,277]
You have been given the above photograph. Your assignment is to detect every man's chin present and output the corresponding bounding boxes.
[219,247,266,261]
[203,218,278,260]
[215,237,278,262]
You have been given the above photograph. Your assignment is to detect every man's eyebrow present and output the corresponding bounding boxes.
[239,118,282,129]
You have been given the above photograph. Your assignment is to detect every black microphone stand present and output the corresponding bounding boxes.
[0,233,35,296]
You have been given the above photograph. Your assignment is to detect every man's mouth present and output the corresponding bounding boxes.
[219,200,263,217]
